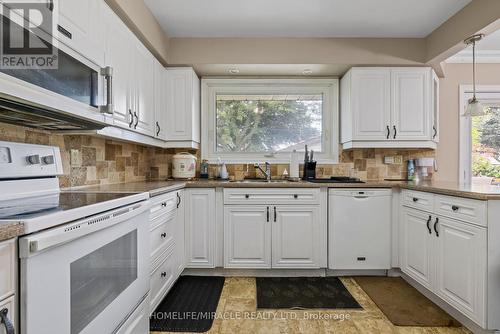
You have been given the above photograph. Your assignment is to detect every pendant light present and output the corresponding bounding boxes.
[463,34,485,117]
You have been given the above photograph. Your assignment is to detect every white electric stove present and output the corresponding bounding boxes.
[0,140,151,334]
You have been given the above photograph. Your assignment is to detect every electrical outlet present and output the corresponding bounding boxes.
[70,149,81,166]
[384,155,403,164]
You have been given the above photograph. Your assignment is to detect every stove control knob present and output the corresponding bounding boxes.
[42,155,55,165]
[26,154,40,165]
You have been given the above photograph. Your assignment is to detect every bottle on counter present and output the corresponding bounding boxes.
[200,159,209,179]
[407,159,415,181]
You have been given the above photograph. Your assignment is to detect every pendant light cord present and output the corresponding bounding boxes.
[472,40,476,100]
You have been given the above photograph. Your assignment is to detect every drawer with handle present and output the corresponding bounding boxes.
[434,194,487,227]
[224,188,320,205]
[150,246,176,311]
[150,192,179,219]
[150,211,176,263]
[401,189,434,212]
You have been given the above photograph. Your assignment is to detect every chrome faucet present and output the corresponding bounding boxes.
[254,162,271,181]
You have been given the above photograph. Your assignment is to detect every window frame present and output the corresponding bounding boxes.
[201,78,339,164]
[459,85,500,184]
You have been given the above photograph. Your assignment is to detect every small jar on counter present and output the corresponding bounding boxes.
[200,159,209,179]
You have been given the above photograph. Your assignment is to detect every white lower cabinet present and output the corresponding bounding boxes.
[401,207,434,289]
[223,189,326,269]
[185,189,216,268]
[434,216,487,326]
[273,206,323,268]
[224,206,271,268]
[148,190,185,313]
[400,192,487,327]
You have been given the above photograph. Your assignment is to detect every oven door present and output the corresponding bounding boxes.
[19,201,150,334]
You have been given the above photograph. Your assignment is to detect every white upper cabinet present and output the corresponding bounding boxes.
[57,0,105,66]
[154,60,168,140]
[431,71,440,143]
[350,69,391,141]
[391,69,430,140]
[166,68,201,148]
[133,42,155,137]
[103,5,134,130]
[341,67,438,149]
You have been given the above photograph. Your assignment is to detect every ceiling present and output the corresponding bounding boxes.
[447,30,500,63]
[144,0,471,38]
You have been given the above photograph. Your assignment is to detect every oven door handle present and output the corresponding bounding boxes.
[19,201,150,258]
[99,66,114,115]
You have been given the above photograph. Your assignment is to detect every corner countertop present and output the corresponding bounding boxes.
[66,178,500,200]
[3,178,499,241]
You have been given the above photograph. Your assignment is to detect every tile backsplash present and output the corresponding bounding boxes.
[0,122,436,186]
[206,148,436,181]
[0,122,171,187]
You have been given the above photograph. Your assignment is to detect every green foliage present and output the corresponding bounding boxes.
[216,99,321,152]
[480,107,500,152]
[472,156,500,178]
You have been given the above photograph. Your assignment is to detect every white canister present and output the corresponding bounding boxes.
[172,152,197,179]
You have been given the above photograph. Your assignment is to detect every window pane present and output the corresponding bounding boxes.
[471,106,500,185]
[216,94,323,153]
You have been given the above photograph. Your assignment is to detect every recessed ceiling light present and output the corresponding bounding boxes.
[228,68,240,74]
[302,69,313,75]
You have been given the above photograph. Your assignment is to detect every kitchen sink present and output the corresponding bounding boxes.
[232,179,290,183]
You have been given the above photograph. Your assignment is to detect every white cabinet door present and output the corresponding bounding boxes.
[401,207,434,290]
[57,0,105,66]
[351,68,391,140]
[153,60,167,140]
[185,189,215,268]
[434,216,487,326]
[166,68,200,143]
[391,69,430,140]
[224,205,272,268]
[272,206,324,268]
[133,42,155,136]
[174,190,185,276]
[104,6,134,130]
[431,71,440,143]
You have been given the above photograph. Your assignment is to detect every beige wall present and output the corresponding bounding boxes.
[435,63,500,182]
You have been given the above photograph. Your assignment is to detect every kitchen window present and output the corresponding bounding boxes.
[201,78,339,163]
[459,85,500,185]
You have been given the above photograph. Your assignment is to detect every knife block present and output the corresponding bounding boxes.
[303,161,316,180]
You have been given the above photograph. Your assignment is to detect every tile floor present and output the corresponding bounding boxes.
[152,277,471,334]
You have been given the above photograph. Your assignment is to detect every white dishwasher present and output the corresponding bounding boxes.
[329,189,391,270]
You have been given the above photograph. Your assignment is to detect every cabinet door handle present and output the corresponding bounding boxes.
[433,125,437,139]
[134,111,139,129]
[451,205,459,212]
[99,66,114,115]
[426,215,432,234]
[266,207,269,222]
[386,125,390,139]
[156,121,161,136]
[433,217,439,237]
[0,308,14,334]
[161,272,167,278]
[293,194,298,199]
[161,202,167,207]
[412,197,418,202]
[161,232,167,238]
[274,206,277,222]
[393,125,397,139]
[176,192,181,208]
[128,109,134,128]
[245,194,250,199]
[47,0,54,11]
